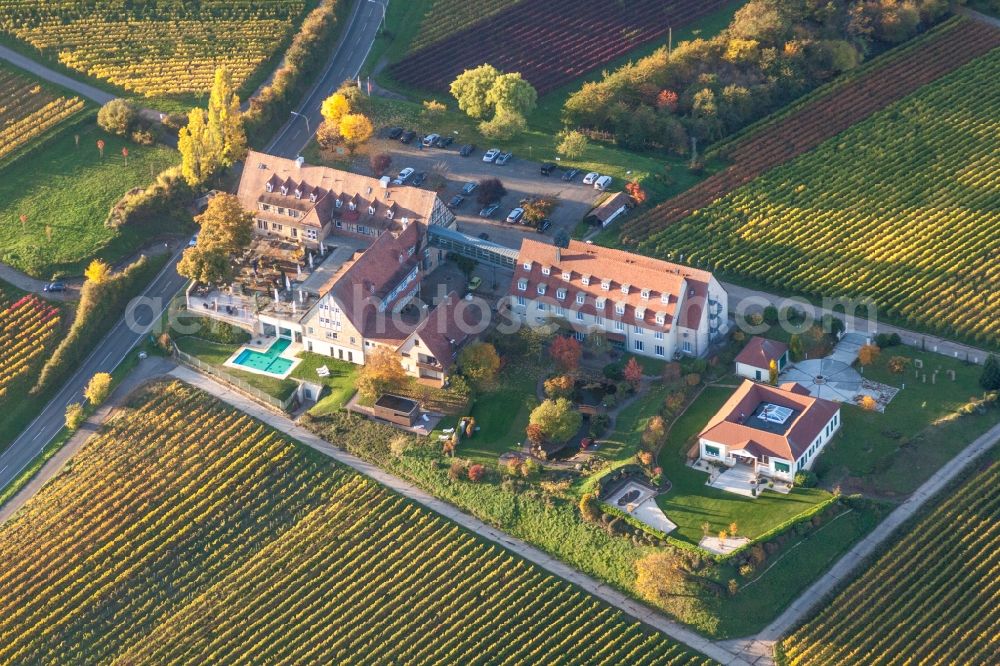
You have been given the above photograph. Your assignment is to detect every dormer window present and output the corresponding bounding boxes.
[280,185,288,195]
[537,284,547,295]
[655,312,665,325]
[576,293,585,305]
[635,307,646,321]
[621,283,630,295]
[615,302,625,315]
[601,279,610,291]
[641,289,650,300]
[367,205,375,216]
[561,271,571,281]
[541,267,550,276]
[517,278,527,291]
[556,288,566,300]
[596,297,606,310]
[661,293,670,304]
[581,275,591,286]
[265,182,273,193]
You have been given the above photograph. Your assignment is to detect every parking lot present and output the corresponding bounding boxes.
[381,134,611,250]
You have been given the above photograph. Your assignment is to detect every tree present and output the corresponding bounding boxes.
[485,72,537,116]
[626,181,647,205]
[84,372,112,406]
[178,108,217,186]
[321,92,351,125]
[858,344,881,367]
[339,113,374,153]
[84,259,112,284]
[206,66,247,168]
[529,398,581,443]
[370,152,392,176]
[556,130,588,159]
[476,178,507,206]
[768,359,779,385]
[981,355,1000,391]
[97,99,136,136]
[356,346,407,401]
[624,357,643,387]
[478,106,527,140]
[450,64,500,119]
[458,342,501,388]
[65,402,85,431]
[550,335,582,373]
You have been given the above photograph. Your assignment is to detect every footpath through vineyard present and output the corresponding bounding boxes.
[622,18,1000,241]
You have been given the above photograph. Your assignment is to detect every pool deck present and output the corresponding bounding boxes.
[224,336,302,380]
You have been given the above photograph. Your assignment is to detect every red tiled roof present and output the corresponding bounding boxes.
[699,380,839,461]
[735,336,789,369]
[511,239,714,331]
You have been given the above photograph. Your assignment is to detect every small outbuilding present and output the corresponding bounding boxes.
[735,336,789,381]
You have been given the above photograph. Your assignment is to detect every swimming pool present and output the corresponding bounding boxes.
[231,338,294,376]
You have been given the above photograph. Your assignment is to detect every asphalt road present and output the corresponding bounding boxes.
[265,0,385,158]
[0,0,387,491]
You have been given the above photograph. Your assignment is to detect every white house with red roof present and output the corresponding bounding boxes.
[508,239,728,360]
[735,336,790,381]
[698,380,841,482]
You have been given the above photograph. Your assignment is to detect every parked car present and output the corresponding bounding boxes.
[536,219,552,233]
[562,168,580,182]
[386,126,404,139]
[459,143,475,157]
[479,202,501,217]
[435,136,455,148]
[399,129,416,144]
[506,207,524,224]
[478,232,490,240]
[411,171,427,186]
[43,281,65,293]
[422,133,440,147]
[593,175,613,191]
[448,194,465,208]
[540,162,557,176]
[392,167,415,185]
[582,171,600,185]
[496,151,512,166]
[482,148,501,163]
[461,181,478,195]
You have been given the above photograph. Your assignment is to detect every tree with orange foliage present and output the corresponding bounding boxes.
[550,335,581,373]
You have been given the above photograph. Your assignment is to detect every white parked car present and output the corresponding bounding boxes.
[482,148,501,163]
[582,171,600,185]
[392,167,415,185]
[593,175,613,191]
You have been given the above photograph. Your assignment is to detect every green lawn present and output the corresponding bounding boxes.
[817,348,1000,497]
[174,336,298,400]
[0,119,178,278]
[289,352,359,415]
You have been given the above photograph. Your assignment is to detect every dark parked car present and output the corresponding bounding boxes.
[448,194,465,208]
[399,129,416,144]
[479,202,500,218]
[540,162,557,176]
[562,168,580,182]
[411,171,427,186]
[536,219,552,233]
[459,143,475,157]
[435,136,455,148]
[386,126,404,139]
[43,281,66,293]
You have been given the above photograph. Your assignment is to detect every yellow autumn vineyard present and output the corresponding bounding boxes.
[0,382,712,665]
[0,2,308,97]
[780,457,1000,665]
[0,66,85,162]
